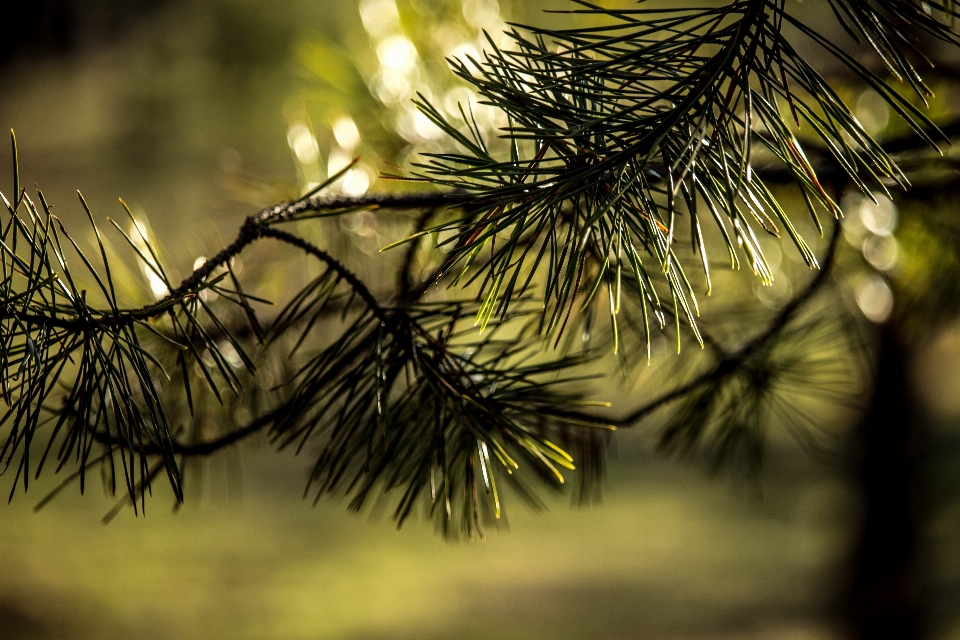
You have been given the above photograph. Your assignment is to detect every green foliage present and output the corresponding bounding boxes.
[2,1,960,536]
[0,134,608,536]
[660,297,861,476]
[412,0,959,353]
[275,300,609,537]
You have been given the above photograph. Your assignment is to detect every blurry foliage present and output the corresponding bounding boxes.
[894,197,960,332]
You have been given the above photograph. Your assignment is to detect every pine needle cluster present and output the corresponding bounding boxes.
[2,1,959,535]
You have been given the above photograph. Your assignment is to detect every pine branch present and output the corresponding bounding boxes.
[258,226,392,324]
[405,0,959,357]
[613,217,842,428]
[1,137,612,534]
[5,1,959,531]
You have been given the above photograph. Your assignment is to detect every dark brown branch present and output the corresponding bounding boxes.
[108,198,842,455]
[8,108,959,332]
[171,417,269,456]
[0,191,458,331]
[23,110,957,461]
[130,192,458,320]
[257,226,392,326]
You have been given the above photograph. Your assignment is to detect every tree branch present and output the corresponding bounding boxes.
[15,111,955,470]
[257,226,392,326]
[607,218,842,428]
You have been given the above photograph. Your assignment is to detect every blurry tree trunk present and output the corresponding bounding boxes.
[847,323,925,639]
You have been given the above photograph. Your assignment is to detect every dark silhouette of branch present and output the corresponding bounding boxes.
[79,100,956,457]
[258,226,391,325]
[133,217,841,457]
[39,102,952,464]
[605,219,842,428]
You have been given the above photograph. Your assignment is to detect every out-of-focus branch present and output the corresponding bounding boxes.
[551,219,843,430]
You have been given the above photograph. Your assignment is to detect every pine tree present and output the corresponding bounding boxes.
[3,2,960,636]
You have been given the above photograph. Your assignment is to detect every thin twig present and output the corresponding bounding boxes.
[257,226,392,326]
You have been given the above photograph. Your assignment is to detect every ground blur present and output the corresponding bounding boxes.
[2,439,854,640]
[1,1,959,639]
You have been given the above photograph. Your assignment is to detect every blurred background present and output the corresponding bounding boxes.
[1,1,959,638]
